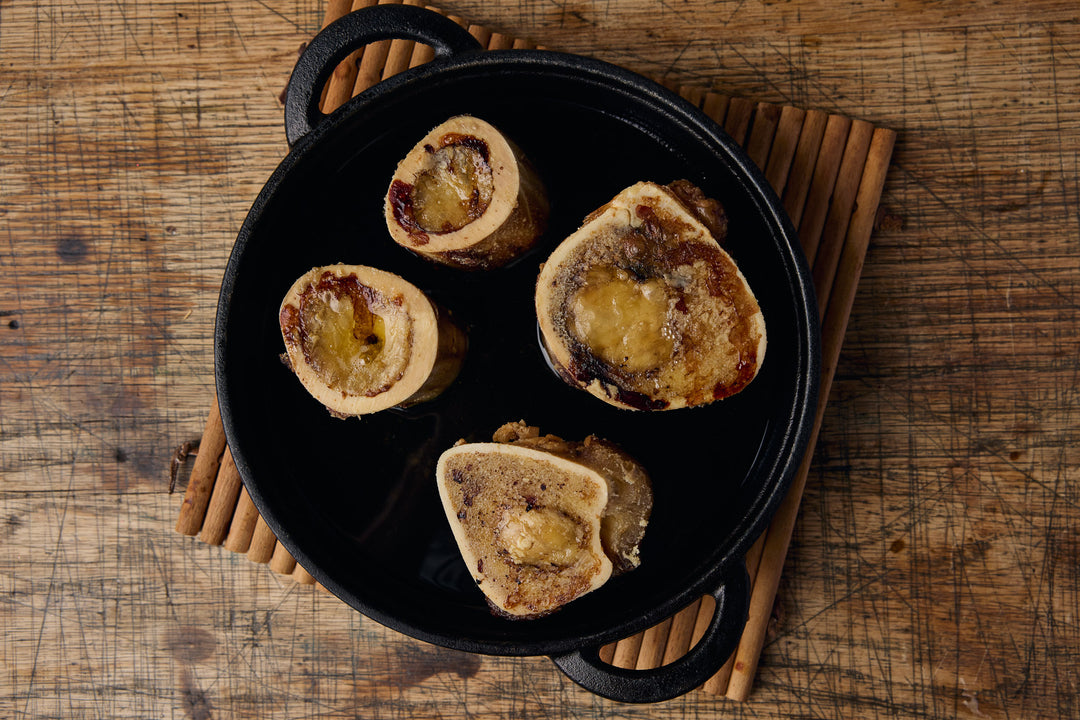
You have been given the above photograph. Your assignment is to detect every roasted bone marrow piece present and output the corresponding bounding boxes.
[535,180,767,411]
[279,264,465,417]
[385,115,549,270]
[436,421,652,618]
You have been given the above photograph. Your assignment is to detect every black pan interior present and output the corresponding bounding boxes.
[217,55,814,655]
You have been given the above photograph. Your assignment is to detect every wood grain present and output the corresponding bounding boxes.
[3,1,1079,718]
[180,17,888,697]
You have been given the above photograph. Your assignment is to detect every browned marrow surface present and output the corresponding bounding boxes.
[278,263,465,417]
[385,115,549,270]
[436,421,652,619]
[535,180,767,411]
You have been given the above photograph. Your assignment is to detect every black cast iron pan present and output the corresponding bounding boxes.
[215,5,819,703]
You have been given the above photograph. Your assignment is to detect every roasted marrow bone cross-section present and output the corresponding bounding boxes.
[385,115,549,270]
[536,180,767,411]
[436,422,652,618]
[279,264,465,418]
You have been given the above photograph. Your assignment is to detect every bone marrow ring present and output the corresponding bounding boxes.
[278,263,466,418]
[385,115,549,270]
[436,421,652,619]
[535,180,767,411]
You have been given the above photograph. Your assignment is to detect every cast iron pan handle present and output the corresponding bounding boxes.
[551,562,751,703]
[284,5,483,146]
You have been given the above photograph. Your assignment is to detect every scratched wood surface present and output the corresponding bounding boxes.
[2,1,1078,718]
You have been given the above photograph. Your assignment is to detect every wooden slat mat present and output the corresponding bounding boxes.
[172,0,896,701]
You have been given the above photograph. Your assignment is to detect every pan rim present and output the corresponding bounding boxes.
[215,50,820,656]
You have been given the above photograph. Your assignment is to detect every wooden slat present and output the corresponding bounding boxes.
[486,33,515,50]
[781,109,829,227]
[611,631,645,670]
[724,97,755,145]
[798,114,852,264]
[352,0,402,95]
[269,540,298,575]
[198,447,243,546]
[702,92,731,126]
[293,563,317,585]
[316,0,357,110]
[764,106,807,196]
[745,102,781,170]
[813,119,875,317]
[679,84,707,107]
[660,598,705,664]
[381,0,424,79]
[246,515,278,564]
[175,394,225,536]
[320,0,378,112]
[466,23,492,50]
[223,486,260,553]
[635,617,674,670]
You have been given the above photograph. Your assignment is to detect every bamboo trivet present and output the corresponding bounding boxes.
[173,0,896,701]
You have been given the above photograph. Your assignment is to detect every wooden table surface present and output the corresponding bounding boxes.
[3,1,1078,717]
